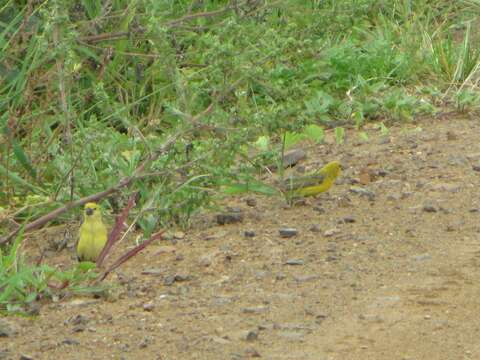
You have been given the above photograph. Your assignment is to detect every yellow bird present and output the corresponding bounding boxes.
[281,161,342,198]
[77,202,108,262]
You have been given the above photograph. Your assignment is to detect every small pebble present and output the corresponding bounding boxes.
[412,253,432,262]
[0,320,16,337]
[245,330,258,342]
[279,228,298,238]
[139,336,152,348]
[70,315,88,326]
[422,202,438,213]
[174,274,190,282]
[142,268,163,276]
[216,209,244,225]
[277,331,304,342]
[19,355,34,360]
[325,255,338,262]
[324,228,340,237]
[350,186,376,200]
[276,273,287,280]
[143,303,155,312]
[313,206,325,214]
[72,325,85,333]
[387,193,401,201]
[429,182,460,193]
[339,216,355,223]
[244,347,261,357]
[446,131,458,141]
[284,259,305,266]
[242,306,268,314]
[278,148,307,168]
[246,198,257,207]
[199,254,213,267]
[163,275,176,286]
[62,338,80,346]
[294,275,320,283]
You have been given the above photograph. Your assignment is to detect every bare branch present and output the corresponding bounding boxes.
[96,192,138,267]
[97,230,164,282]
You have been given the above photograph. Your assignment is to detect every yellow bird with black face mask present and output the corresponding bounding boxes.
[77,202,108,262]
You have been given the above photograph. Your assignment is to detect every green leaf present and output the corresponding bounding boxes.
[247,182,279,196]
[221,181,279,196]
[138,214,157,238]
[81,0,102,19]
[12,140,37,179]
[25,292,38,303]
[304,91,334,116]
[221,183,250,195]
[303,124,324,143]
[358,131,369,142]
[379,122,389,136]
[254,135,270,151]
[284,131,305,150]
[77,262,97,272]
[335,127,345,145]
[0,163,45,194]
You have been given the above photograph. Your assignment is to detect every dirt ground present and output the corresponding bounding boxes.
[3,115,480,360]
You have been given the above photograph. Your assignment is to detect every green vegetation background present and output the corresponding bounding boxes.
[2,0,480,239]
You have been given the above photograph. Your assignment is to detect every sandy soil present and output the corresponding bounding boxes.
[3,115,480,360]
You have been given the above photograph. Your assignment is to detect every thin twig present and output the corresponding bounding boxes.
[97,230,164,281]
[52,144,85,201]
[96,192,138,267]
[78,31,130,44]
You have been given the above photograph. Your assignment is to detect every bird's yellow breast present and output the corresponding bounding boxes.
[77,217,107,262]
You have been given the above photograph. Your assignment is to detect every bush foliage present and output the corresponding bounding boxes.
[1,0,480,233]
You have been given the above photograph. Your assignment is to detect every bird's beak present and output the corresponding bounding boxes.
[85,208,94,216]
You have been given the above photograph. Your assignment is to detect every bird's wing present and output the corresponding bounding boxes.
[280,172,326,191]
